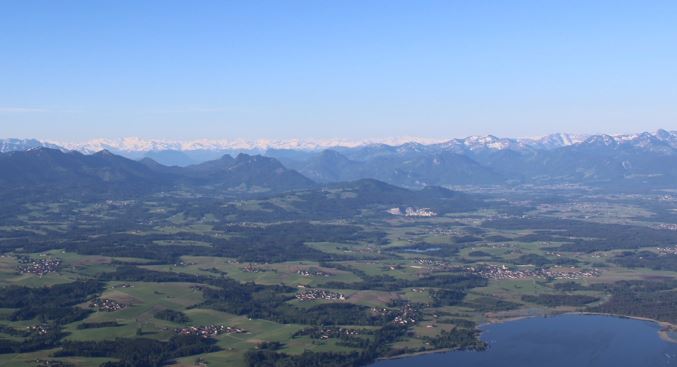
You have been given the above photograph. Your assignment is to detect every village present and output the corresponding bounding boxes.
[387,207,438,217]
[89,298,126,312]
[27,324,50,336]
[369,303,419,326]
[296,288,346,301]
[296,268,331,277]
[391,303,418,326]
[657,223,677,231]
[656,246,677,255]
[412,257,449,268]
[16,255,61,276]
[294,326,361,340]
[174,324,246,338]
[240,263,269,273]
[467,264,600,280]
[34,360,71,367]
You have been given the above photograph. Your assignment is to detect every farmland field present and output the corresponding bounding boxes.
[1,184,677,367]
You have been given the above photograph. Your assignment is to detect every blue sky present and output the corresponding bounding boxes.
[1,0,676,141]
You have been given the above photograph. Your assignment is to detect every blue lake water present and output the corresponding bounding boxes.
[371,314,677,367]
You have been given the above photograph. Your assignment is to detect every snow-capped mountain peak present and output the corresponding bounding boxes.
[0,138,62,153]
[1,130,675,158]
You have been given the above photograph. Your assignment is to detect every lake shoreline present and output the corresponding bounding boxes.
[483,311,677,344]
[374,311,677,363]
[571,312,677,344]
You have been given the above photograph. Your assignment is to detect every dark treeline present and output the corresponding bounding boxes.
[0,280,103,354]
[246,349,364,367]
[511,254,578,266]
[1,221,380,264]
[522,294,599,307]
[269,181,481,221]
[77,321,123,329]
[429,289,466,306]
[247,319,485,367]
[553,281,588,291]
[99,266,208,283]
[485,218,677,252]
[588,280,677,324]
[0,329,68,354]
[463,296,520,312]
[100,266,388,326]
[202,286,389,326]
[390,243,460,257]
[323,272,487,293]
[0,280,101,323]
[164,180,482,223]
[154,309,190,323]
[292,327,372,348]
[245,324,409,367]
[211,222,386,262]
[467,250,495,258]
[550,280,677,322]
[56,335,218,367]
[0,325,31,337]
[613,251,677,271]
[423,328,485,350]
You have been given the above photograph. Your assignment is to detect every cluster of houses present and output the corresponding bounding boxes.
[369,304,418,326]
[413,258,448,267]
[467,264,600,280]
[428,227,467,236]
[27,324,49,336]
[240,263,266,273]
[543,268,600,280]
[34,360,71,367]
[174,324,246,338]
[405,207,437,217]
[16,256,61,276]
[110,283,133,289]
[657,223,677,231]
[296,288,345,301]
[296,268,330,277]
[658,195,676,202]
[99,199,134,207]
[297,327,361,340]
[89,298,126,312]
[387,207,438,217]
[370,307,389,316]
[391,303,418,326]
[657,246,677,255]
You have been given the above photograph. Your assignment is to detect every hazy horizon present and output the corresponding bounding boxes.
[3,128,676,157]
[4,128,676,147]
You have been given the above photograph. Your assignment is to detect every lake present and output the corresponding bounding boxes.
[371,314,677,367]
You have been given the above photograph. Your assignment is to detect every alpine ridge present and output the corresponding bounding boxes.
[2,129,676,190]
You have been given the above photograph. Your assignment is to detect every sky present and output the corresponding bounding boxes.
[1,0,676,141]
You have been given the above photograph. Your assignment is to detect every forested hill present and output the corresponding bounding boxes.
[0,148,315,198]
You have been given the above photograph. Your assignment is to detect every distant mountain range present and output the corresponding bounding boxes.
[0,138,62,153]
[273,130,677,189]
[1,130,676,191]
[5,130,673,158]
[0,148,314,198]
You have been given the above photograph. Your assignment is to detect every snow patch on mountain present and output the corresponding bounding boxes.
[3,130,675,155]
[0,138,62,153]
[56,136,449,153]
